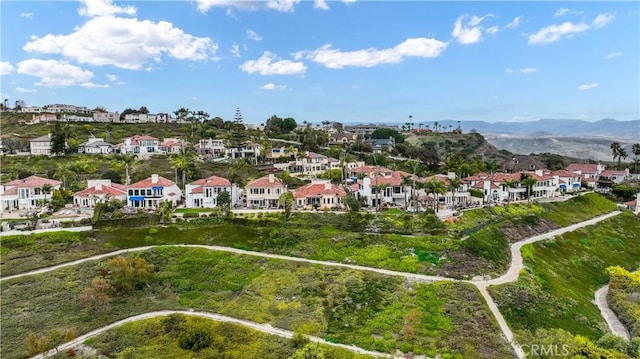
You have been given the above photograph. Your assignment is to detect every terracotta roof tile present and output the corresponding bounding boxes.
[189,175,231,187]
[3,175,62,188]
[246,175,285,188]
[129,175,176,189]
[293,182,347,199]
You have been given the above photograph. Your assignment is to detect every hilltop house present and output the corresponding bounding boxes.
[463,171,557,202]
[93,111,120,122]
[624,193,639,213]
[119,135,160,156]
[245,174,286,208]
[417,174,471,209]
[350,166,414,208]
[29,134,52,156]
[566,163,605,179]
[503,155,546,173]
[549,170,582,193]
[365,137,396,153]
[598,169,629,185]
[185,175,239,208]
[127,174,182,208]
[196,138,227,158]
[78,138,115,154]
[159,138,184,154]
[0,175,62,213]
[73,180,127,207]
[293,180,346,210]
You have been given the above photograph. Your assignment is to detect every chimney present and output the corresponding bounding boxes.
[324,182,331,190]
[268,174,275,183]
[152,174,159,184]
[95,183,102,191]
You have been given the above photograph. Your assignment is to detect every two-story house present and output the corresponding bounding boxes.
[185,175,239,208]
[93,111,120,122]
[120,135,160,156]
[0,175,62,213]
[196,138,227,158]
[159,138,184,154]
[293,180,346,210]
[79,138,115,154]
[245,174,286,208]
[73,179,127,207]
[351,167,414,208]
[127,174,182,208]
[29,134,52,156]
[549,170,582,192]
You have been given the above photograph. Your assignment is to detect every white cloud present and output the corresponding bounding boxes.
[81,82,110,89]
[554,8,582,17]
[577,82,598,90]
[452,14,492,44]
[230,43,241,57]
[604,52,622,59]
[247,29,263,41]
[505,67,537,74]
[20,12,34,18]
[342,0,357,3]
[106,74,118,81]
[15,87,36,93]
[0,61,14,75]
[300,37,447,69]
[314,0,329,10]
[504,16,522,29]
[78,0,136,18]
[240,52,306,75]
[196,0,300,13]
[261,82,287,90]
[528,21,589,44]
[23,14,218,70]
[486,26,499,35]
[593,13,614,28]
[16,59,95,87]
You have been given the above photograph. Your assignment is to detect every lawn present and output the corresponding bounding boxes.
[1,247,511,359]
[489,212,640,341]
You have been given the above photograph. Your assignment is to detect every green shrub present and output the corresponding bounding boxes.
[177,328,212,351]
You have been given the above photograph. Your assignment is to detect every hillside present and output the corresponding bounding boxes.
[0,112,194,143]
[405,132,512,162]
[485,135,638,162]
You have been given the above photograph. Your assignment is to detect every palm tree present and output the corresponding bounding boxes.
[121,153,137,185]
[521,176,537,202]
[54,163,74,188]
[610,142,622,169]
[447,176,463,207]
[485,160,501,203]
[401,175,413,210]
[434,121,439,133]
[170,147,196,189]
[422,179,447,212]
[632,143,640,174]
[618,148,628,170]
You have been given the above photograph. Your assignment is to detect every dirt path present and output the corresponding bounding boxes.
[594,285,631,340]
[4,211,623,359]
[29,310,395,359]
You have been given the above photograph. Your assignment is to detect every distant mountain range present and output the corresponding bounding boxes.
[422,119,640,140]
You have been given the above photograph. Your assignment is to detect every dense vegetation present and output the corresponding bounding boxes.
[1,247,510,359]
[489,212,640,355]
[606,266,640,339]
[62,315,373,359]
[1,194,618,280]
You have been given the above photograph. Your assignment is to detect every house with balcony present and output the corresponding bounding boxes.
[463,171,557,202]
[288,152,340,176]
[417,174,471,209]
[549,170,582,192]
[93,111,120,122]
[185,175,239,208]
[328,133,359,146]
[245,174,286,208]
[598,169,629,185]
[353,169,414,208]
[0,175,62,213]
[566,163,605,179]
[79,138,115,154]
[119,135,160,156]
[196,138,227,158]
[127,174,182,208]
[73,180,126,207]
[293,180,346,210]
[159,138,184,154]
[29,134,53,156]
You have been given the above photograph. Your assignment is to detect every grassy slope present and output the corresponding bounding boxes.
[607,267,640,339]
[71,316,373,359]
[1,194,619,279]
[489,212,640,340]
[1,247,510,359]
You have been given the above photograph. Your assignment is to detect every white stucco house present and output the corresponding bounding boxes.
[126,174,182,208]
[185,175,239,208]
[73,180,127,207]
[0,175,62,213]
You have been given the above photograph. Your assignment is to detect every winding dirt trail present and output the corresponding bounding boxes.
[3,211,623,359]
[29,310,395,359]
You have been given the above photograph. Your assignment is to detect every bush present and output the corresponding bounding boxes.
[178,328,212,351]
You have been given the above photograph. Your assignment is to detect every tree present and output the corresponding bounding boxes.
[139,106,149,114]
[217,190,231,216]
[421,179,447,212]
[401,175,414,210]
[447,176,463,207]
[121,153,137,185]
[370,128,404,143]
[158,200,174,224]
[632,143,640,174]
[521,175,537,201]
[50,122,66,155]
[485,160,501,203]
[288,343,326,359]
[79,278,111,311]
[279,192,294,223]
[106,256,155,295]
[233,107,243,125]
[170,147,197,189]
[344,194,361,212]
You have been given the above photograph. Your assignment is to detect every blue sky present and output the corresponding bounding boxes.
[1,0,638,124]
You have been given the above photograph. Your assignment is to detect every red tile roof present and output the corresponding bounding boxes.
[246,175,285,188]
[74,184,126,197]
[566,163,599,173]
[551,170,581,178]
[600,170,627,177]
[348,183,359,192]
[189,175,231,187]
[190,186,204,194]
[350,165,392,174]
[3,175,62,188]
[129,175,176,188]
[624,199,637,206]
[293,182,347,199]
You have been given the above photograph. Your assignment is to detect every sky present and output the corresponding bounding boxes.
[0,0,639,125]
